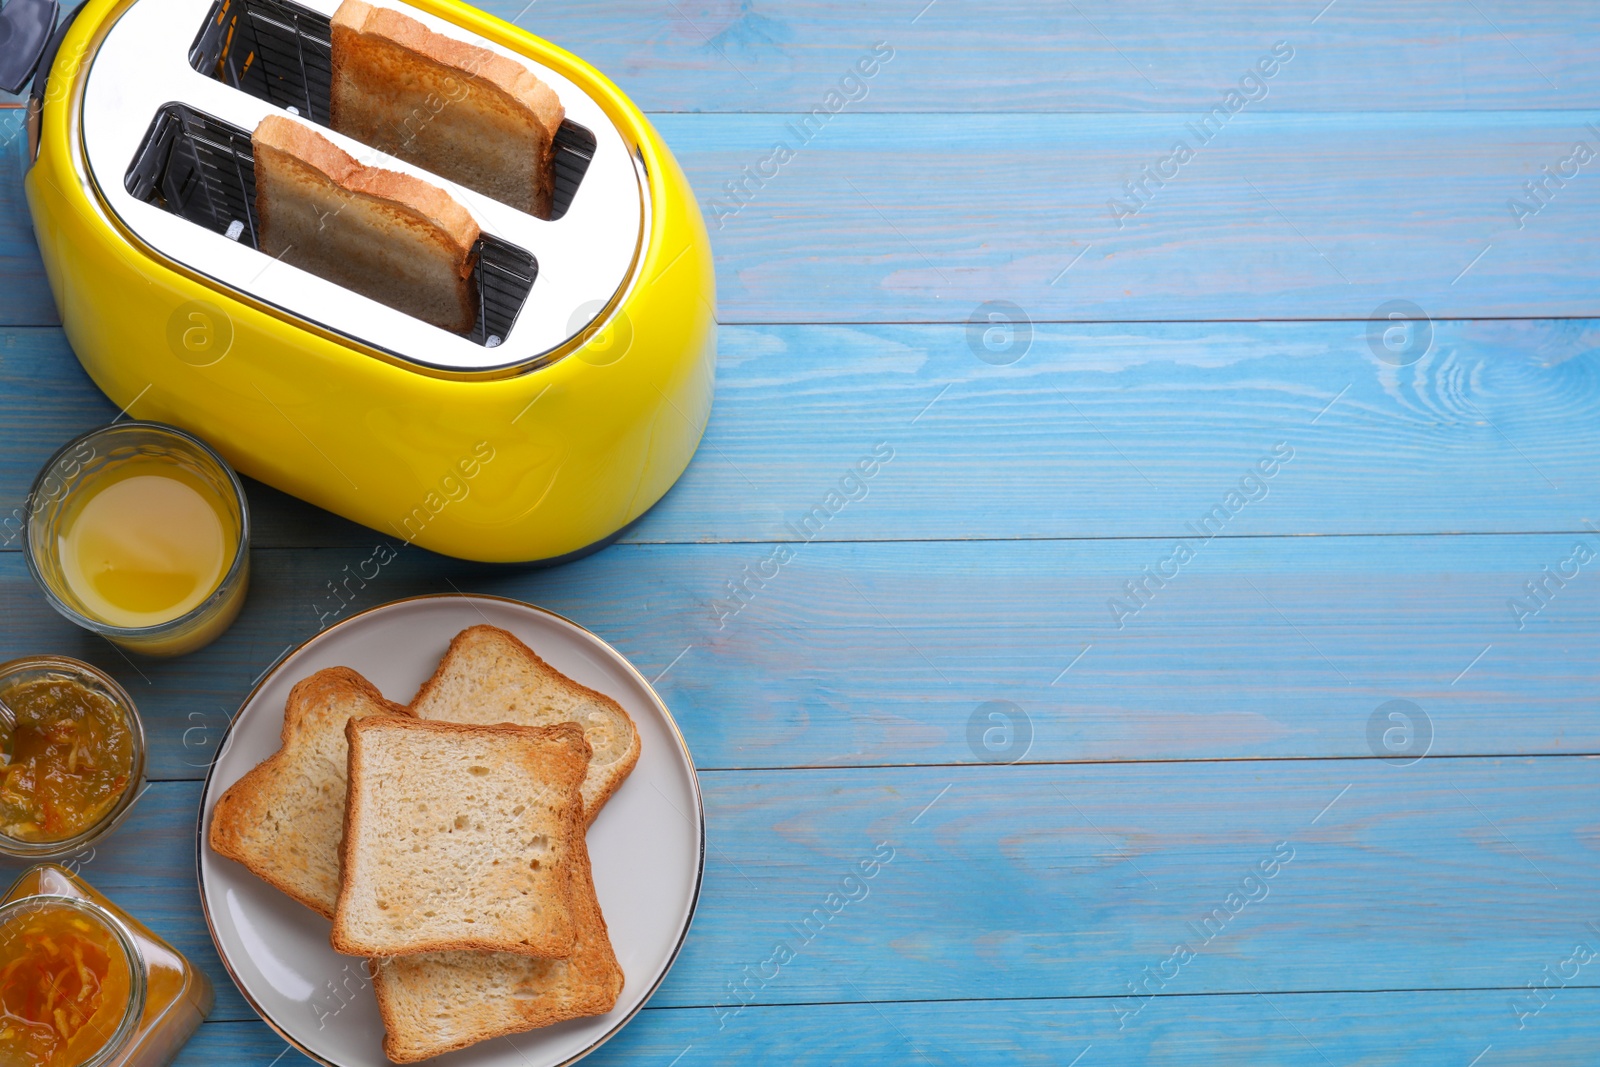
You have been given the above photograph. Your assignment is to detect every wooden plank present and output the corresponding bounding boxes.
[0,112,54,327]
[668,109,1600,323]
[182,986,1600,1067]
[12,759,1600,1015]
[502,0,1600,114]
[7,109,1600,325]
[14,1,1600,114]
[629,318,1600,543]
[634,757,1600,1005]
[2,531,1597,777]
[6,320,1600,550]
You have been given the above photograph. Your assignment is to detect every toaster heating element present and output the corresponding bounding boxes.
[20,0,716,563]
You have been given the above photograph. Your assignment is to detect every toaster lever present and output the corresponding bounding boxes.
[0,0,56,94]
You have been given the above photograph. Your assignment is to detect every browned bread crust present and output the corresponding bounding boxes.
[207,666,413,919]
[252,114,480,332]
[255,115,480,247]
[370,795,623,1061]
[408,625,641,825]
[330,717,590,959]
[330,0,564,218]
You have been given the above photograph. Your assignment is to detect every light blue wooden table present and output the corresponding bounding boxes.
[4,1,1600,1063]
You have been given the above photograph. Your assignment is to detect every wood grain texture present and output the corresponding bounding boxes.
[671,110,1600,323]
[2,1,1597,1058]
[6,321,1600,549]
[0,112,53,326]
[501,0,1600,114]
[656,758,1600,1007]
[181,987,1600,1067]
[10,1,1600,113]
[630,318,1600,542]
[1,532,1596,777]
[8,759,1598,1018]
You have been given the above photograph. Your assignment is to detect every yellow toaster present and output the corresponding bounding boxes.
[13,0,714,563]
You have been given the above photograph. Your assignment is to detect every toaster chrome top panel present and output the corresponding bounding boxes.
[80,0,648,373]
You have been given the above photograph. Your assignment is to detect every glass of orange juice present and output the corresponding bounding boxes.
[24,423,250,657]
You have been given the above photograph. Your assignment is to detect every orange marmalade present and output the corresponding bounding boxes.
[1,867,211,1067]
[0,677,134,844]
[0,900,135,1067]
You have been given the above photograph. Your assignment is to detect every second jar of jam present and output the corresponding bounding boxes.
[0,864,213,1067]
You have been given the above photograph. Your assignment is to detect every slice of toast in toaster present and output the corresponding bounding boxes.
[252,114,480,333]
[330,0,565,220]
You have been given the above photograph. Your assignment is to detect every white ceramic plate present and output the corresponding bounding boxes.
[197,595,704,1067]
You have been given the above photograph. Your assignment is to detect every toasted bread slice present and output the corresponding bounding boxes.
[372,819,623,1063]
[331,717,589,958]
[330,0,565,219]
[208,667,412,919]
[408,626,640,825]
[252,113,480,332]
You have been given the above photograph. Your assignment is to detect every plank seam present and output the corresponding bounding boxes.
[142,750,1600,786]
[11,529,1600,557]
[190,982,1600,1023]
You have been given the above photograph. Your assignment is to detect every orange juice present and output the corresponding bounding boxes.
[26,423,250,657]
[56,460,236,629]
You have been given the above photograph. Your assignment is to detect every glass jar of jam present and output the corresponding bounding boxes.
[0,865,213,1067]
[0,656,146,859]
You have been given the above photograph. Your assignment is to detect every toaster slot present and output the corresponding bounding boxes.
[188,0,596,220]
[124,103,537,347]
[549,123,597,219]
[125,103,259,246]
[471,240,537,349]
[188,0,330,123]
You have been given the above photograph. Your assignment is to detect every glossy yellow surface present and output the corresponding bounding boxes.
[26,0,715,563]
[57,462,233,629]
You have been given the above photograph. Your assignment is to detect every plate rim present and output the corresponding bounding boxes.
[193,592,706,1067]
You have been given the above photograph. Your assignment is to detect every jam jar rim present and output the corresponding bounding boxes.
[0,892,150,1067]
[0,654,148,859]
